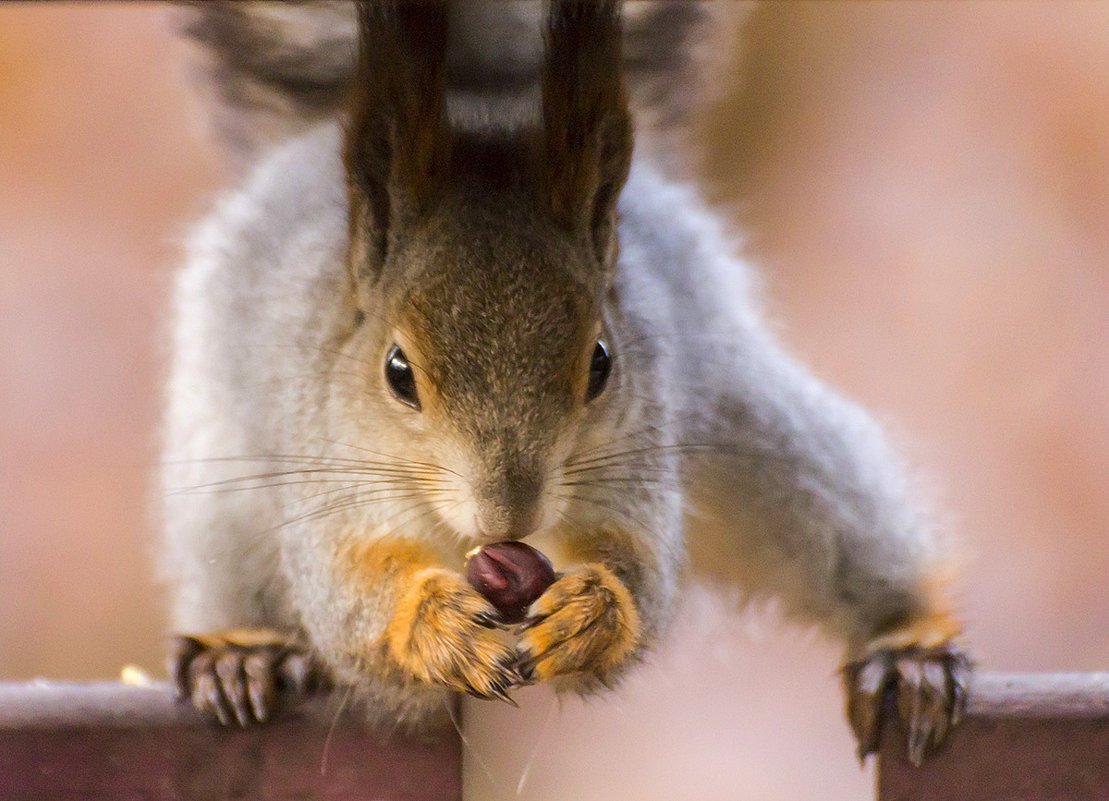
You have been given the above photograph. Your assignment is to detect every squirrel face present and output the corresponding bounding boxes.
[333,4,633,545]
[344,184,617,544]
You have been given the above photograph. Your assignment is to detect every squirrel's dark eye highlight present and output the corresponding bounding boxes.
[385,345,419,409]
[586,339,611,402]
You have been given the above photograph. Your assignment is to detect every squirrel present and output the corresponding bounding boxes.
[163,0,970,767]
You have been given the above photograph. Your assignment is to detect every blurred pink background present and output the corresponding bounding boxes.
[1,3,1106,800]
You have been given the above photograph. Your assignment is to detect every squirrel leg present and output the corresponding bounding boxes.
[683,329,974,764]
[169,628,326,727]
[843,609,971,766]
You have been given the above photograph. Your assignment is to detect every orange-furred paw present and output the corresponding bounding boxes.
[844,611,971,766]
[516,563,640,684]
[169,628,326,727]
[387,568,519,702]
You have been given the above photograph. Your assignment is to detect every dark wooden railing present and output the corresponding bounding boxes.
[0,681,460,801]
[879,673,1109,801]
[2,674,1106,800]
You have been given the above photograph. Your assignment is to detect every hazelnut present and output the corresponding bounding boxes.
[465,541,556,623]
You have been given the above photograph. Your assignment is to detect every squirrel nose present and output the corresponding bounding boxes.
[478,467,543,542]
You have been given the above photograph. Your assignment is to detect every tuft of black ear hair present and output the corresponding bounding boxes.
[541,0,634,265]
[344,1,450,273]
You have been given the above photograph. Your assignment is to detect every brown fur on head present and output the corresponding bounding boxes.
[340,0,634,543]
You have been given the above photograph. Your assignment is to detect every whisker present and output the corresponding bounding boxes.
[163,454,451,477]
[293,483,452,509]
[170,469,447,496]
[281,495,434,535]
[316,437,464,479]
[564,441,740,473]
[551,491,658,535]
[552,505,591,540]
[319,683,354,777]
[254,488,434,539]
[563,413,699,466]
[560,461,680,479]
[558,478,684,494]
[373,495,457,538]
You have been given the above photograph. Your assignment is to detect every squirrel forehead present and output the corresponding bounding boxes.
[391,251,597,415]
[387,190,605,325]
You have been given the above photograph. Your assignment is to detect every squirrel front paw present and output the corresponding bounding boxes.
[843,614,971,766]
[387,568,519,702]
[170,628,326,727]
[516,563,641,685]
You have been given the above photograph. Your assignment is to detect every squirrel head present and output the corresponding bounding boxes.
[337,1,633,543]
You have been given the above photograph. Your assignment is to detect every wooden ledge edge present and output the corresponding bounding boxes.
[961,672,1109,720]
[4,672,1106,728]
[0,680,462,741]
[0,680,326,729]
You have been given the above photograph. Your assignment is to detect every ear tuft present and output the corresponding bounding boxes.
[541,0,634,263]
[344,2,450,273]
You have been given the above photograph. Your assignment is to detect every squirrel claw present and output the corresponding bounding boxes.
[515,614,548,633]
[843,642,971,766]
[463,672,519,706]
[514,653,539,684]
[169,630,325,727]
[487,684,520,707]
[169,635,203,702]
[472,611,503,630]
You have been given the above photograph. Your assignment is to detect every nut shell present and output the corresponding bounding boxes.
[466,542,556,623]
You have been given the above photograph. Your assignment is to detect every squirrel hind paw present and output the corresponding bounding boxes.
[169,629,326,727]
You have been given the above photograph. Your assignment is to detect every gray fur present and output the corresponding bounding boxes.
[163,2,946,731]
[177,0,714,169]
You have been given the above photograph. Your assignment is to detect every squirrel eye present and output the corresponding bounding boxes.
[385,345,420,409]
[586,339,611,402]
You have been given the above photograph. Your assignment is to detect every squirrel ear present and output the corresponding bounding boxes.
[541,0,633,264]
[344,2,450,276]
